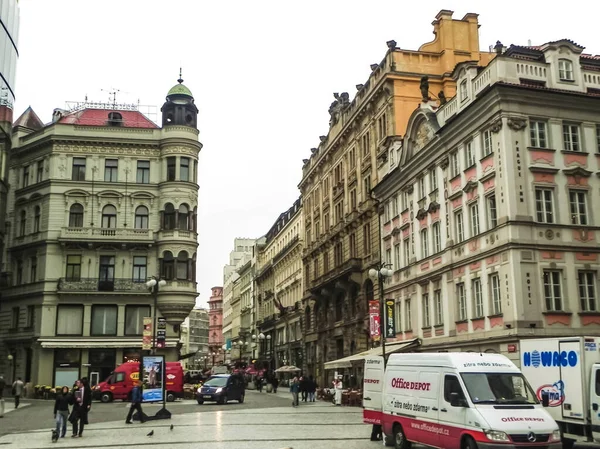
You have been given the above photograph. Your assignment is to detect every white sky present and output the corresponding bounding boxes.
[13,0,600,307]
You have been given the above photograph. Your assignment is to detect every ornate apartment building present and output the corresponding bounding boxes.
[0,78,201,386]
[221,238,254,363]
[207,286,224,365]
[299,10,493,384]
[255,198,303,371]
[373,39,600,363]
[187,308,209,369]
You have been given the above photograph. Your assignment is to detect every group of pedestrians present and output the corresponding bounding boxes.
[52,378,92,440]
[289,375,317,407]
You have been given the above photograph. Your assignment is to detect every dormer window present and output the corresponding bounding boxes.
[558,59,574,81]
[460,80,468,102]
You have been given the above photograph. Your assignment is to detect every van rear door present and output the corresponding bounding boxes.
[363,356,384,424]
[590,364,600,443]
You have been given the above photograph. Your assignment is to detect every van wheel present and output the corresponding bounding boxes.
[197,399,204,405]
[562,439,575,449]
[462,436,478,449]
[100,392,113,403]
[393,423,411,449]
[219,395,228,405]
[238,393,245,404]
[384,434,394,447]
[166,392,175,402]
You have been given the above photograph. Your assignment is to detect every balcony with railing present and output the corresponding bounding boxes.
[59,227,154,242]
[157,229,197,241]
[57,277,150,293]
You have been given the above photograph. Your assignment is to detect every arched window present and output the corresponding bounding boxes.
[191,252,197,282]
[161,251,174,280]
[558,59,574,81]
[178,204,189,230]
[101,205,117,229]
[19,210,26,236]
[335,292,344,322]
[69,204,84,227]
[135,206,149,229]
[305,306,311,331]
[34,206,41,233]
[364,279,374,303]
[163,203,175,230]
[177,251,189,280]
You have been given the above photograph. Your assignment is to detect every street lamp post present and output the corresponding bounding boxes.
[145,277,167,355]
[368,263,393,366]
[144,276,169,421]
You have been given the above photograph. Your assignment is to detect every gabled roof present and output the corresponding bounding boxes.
[58,108,158,129]
[13,106,44,130]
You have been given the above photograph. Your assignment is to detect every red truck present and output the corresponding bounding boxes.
[93,362,184,403]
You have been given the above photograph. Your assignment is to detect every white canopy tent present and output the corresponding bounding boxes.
[323,338,420,370]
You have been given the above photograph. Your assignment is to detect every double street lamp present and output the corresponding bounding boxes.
[368,263,393,366]
[145,277,167,354]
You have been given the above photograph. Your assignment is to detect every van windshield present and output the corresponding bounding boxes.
[461,373,538,405]
[204,377,228,387]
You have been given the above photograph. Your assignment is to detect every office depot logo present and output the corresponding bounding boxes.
[364,379,380,384]
[391,378,431,391]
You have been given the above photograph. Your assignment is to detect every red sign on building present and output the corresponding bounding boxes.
[369,300,380,341]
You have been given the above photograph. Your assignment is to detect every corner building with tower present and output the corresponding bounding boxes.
[0,78,201,387]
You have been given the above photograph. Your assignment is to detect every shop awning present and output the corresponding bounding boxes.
[323,338,421,370]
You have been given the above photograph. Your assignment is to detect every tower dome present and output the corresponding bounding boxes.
[161,71,198,128]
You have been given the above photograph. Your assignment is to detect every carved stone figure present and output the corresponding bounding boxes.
[328,92,351,125]
[420,76,430,101]
[507,117,527,131]
[438,91,447,105]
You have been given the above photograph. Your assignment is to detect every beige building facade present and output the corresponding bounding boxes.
[373,39,600,364]
[255,198,303,371]
[299,10,493,385]
[0,79,201,386]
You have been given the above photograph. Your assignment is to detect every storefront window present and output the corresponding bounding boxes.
[54,349,81,388]
[88,349,116,386]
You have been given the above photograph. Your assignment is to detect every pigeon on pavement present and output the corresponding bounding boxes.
[170,424,174,430]
[147,430,154,437]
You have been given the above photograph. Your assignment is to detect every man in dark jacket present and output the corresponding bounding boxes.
[70,378,92,438]
[125,381,145,424]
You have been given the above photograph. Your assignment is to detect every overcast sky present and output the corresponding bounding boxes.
[14,1,599,307]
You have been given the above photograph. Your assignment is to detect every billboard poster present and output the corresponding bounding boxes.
[385,299,396,338]
[369,300,380,341]
[141,355,164,402]
[142,317,152,350]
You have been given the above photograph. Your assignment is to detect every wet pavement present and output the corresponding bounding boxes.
[0,393,377,449]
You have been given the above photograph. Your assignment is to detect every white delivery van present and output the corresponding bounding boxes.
[363,352,560,449]
[520,337,600,448]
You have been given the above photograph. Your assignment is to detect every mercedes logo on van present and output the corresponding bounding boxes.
[527,432,537,443]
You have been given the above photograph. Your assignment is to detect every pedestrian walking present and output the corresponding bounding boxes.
[290,376,300,407]
[12,377,24,409]
[0,375,6,418]
[69,378,91,438]
[257,376,263,393]
[272,376,279,393]
[300,376,307,402]
[333,376,343,406]
[54,386,71,439]
[308,375,316,402]
[125,381,145,424]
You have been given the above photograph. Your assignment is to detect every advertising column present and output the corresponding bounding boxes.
[140,355,164,402]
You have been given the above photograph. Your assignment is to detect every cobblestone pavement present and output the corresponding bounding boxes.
[0,395,377,449]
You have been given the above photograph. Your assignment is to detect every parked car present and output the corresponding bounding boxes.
[196,374,245,405]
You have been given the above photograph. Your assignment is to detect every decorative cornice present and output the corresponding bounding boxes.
[529,166,560,174]
[462,180,478,193]
[563,166,593,177]
[507,117,527,131]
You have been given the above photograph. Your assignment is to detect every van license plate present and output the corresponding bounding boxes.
[204,395,211,399]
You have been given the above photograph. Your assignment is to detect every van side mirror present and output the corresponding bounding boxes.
[450,392,467,407]
[541,392,550,407]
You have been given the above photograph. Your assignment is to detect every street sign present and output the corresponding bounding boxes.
[385,299,396,338]
[157,329,166,349]
[142,317,152,350]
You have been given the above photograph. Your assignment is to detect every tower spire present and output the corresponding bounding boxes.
[178,67,183,84]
